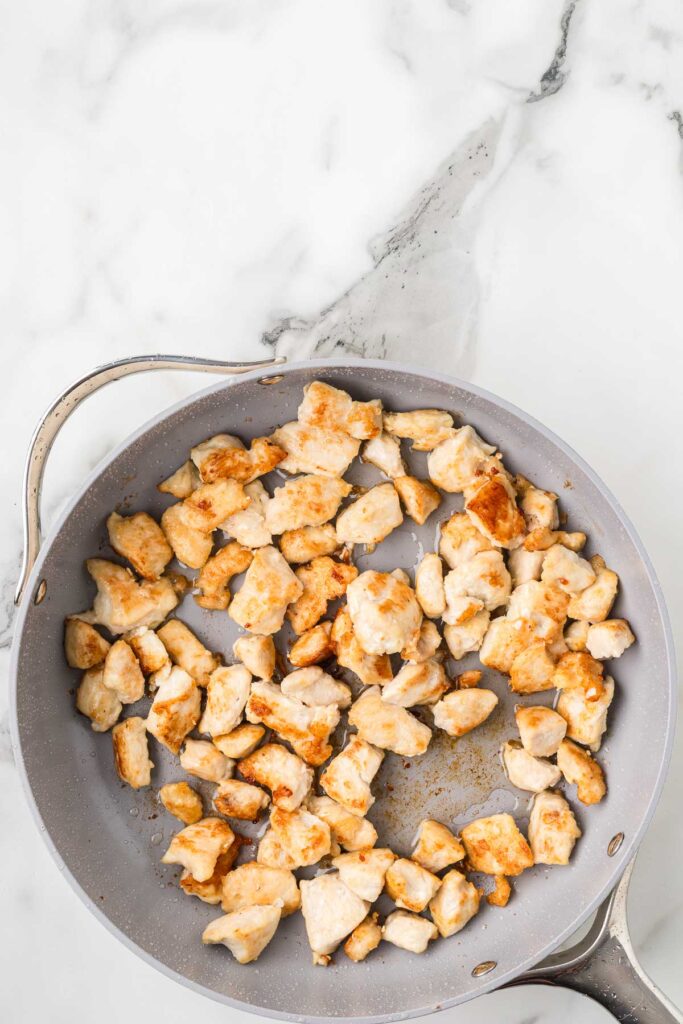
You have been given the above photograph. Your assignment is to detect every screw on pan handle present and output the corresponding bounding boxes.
[509,858,682,1023]
[14,353,286,607]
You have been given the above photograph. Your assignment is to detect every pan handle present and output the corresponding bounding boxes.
[510,859,682,1022]
[14,353,286,606]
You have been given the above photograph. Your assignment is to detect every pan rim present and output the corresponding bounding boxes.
[9,356,678,1022]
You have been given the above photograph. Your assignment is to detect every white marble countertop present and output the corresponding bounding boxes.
[1,1,682,1021]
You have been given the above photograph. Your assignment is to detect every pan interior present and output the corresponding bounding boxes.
[12,362,673,1021]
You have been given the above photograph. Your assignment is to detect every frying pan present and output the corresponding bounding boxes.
[9,355,680,1023]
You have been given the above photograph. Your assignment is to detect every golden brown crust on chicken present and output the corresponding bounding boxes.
[229,546,304,635]
[125,627,169,675]
[299,381,382,440]
[180,847,241,904]
[157,619,220,685]
[159,781,203,825]
[346,570,422,656]
[246,681,340,766]
[85,559,178,635]
[146,666,201,754]
[238,742,313,811]
[194,542,253,610]
[432,688,498,738]
[460,813,534,876]
[161,503,214,569]
[75,666,122,732]
[412,819,465,873]
[348,686,431,757]
[319,735,384,815]
[428,869,480,937]
[393,476,441,525]
[287,557,358,635]
[289,621,334,667]
[343,914,382,962]
[213,723,265,759]
[335,483,404,547]
[258,807,332,869]
[233,634,276,680]
[553,650,605,700]
[112,716,153,789]
[279,524,339,564]
[556,739,607,804]
[331,609,393,685]
[178,480,250,533]
[192,434,286,484]
[65,618,111,669]
[201,904,282,963]
[221,862,301,916]
[162,817,235,882]
[528,790,581,865]
[383,409,454,451]
[272,421,361,478]
[213,778,270,820]
[102,639,145,704]
[487,875,511,907]
[385,858,441,912]
[465,472,526,549]
[157,460,200,498]
[107,511,173,580]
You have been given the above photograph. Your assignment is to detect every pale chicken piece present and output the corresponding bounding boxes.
[178,480,250,533]
[439,512,493,569]
[298,381,382,440]
[238,742,313,811]
[465,471,526,549]
[427,425,495,490]
[553,650,605,700]
[300,874,370,963]
[384,409,455,451]
[524,528,586,553]
[289,621,334,668]
[557,677,614,751]
[288,557,358,635]
[214,723,265,759]
[157,459,200,499]
[180,846,241,904]
[565,619,590,652]
[281,666,352,708]
[180,739,234,783]
[191,434,285,485]
[160,503,214,569]
[444,611,491,660]
[64,618,111,669]
[159,781,203,825]
[194,542,253,610]
[509,642,558,695]
[112,717,153,789]
[344,914,382,962]
[401,620,442,663]
[346,570,422,656]
[479,617,531,673]
[233,635,276,681]
[157,619,220,685]
[460,813,534,876]
[412,819,465,873]
[508,547,545,587]
[221,480,272,548]
[333,849,396,902]
[381,660,449,707]
[586,619,635,660]
[518,482,560,532]
[432,689,498,738]
[443,550,512,622]
[394,476,442,525]
[162,817,235,881]
[335,483,403,547]
[502,741,562,793]
[145,666,201,754]
[415,553,446,619]
[259,807,331,869]
[507,580,570,643]
[382,911,437,953]
[279,524,339,566]
[319,735,384,815]
[487,875,512,907]
[126,627,169,675]
[246,681,340,766]
[541,544,596,597]
[331,609,393,685]
[272,419,361,478]
[556,739,607,804]
[106,511,172,580]
[213,779,270,820]
[306,795,378,851]
[567,557,619,622]
[199,665,252,737]
[428,869,480,938]
[362,433,406,478]
[202,905,281,964]
[267,476,351,535]
[147,660,173,694]
[85,559,178,635]
[515,705,567,757]
[528,790,582,865]
[76,667,122,732]
[229,546,303,635]
[221,862,300,916]
[349,687,432,757]
[102,639,145,704]
[385,858,442,912]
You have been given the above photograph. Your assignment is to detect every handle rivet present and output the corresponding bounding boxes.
[607,832,624,856]
[258,375,284,385]
[472,960,496,977]
[34,579,47,605]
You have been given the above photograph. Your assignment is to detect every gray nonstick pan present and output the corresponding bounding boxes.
[9,355,680,1023]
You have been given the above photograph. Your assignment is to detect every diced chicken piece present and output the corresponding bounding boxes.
[272,418,362,478]
[557,676,614,751]
[202,905,281,964]
[288,557,358,635]
[335,483,403,547]
[191,434,285,485]
[524,528,586,553]
[347,570,422,656]
[503,741,562,792]
[461,814,534,876]
[508,547,545,587]
[528,790,582,865]
[331,609,393,685]
[65,618,111,669]
[229,546,304,635]
[349,687,431,757]
[487,875,512,907]
[246,681,340,766]
[362,432,406,478]
[233,635,276,682]
[126,627,168,675]
[238,742,313,811]
[479,617,530,673]
[444,611,491,660]
[382,910,437,953]
[565,619,590,652]
[162,817,234,881]
[394,476,441,525]
[194,542,253,610]
[333,849,396,902]
[112,717,153,788]
[298,381,382,440]
[214,723,265,759]
[401,620,442,663]
[281,666,352,708]
[213,778,270,820]
[146,666,201,754]
[289,621,334,668]
[427,425,496,490]
[178,480,250,532]
[76,667,122,732]
[180,739,234,783]
[556,739,607,804]
[439,512,493,569]
[106,511,172,580]
[221,862,300,916]
[102,639,145,704]
[156,619,219,685]
[319,736,384,814]
[199,665,252,737]
[384,409,455,452]
[432,689,498,738]
[258,807,331,869]
[158,460,200,498]
[147,660,172,694]
[307,795,378,851]
[464,472,526,549]
[385,858,441,911]
[279,524,339,565]
[567,557,619,622]
[300,873,370,961]
[515,705,567,757]
[509,642,558,694]
[428,869,480,937]
[554,651,605,701]
[586,619,635,660]
[85,559,178,635]
[412,819,465,873]
[179,845,241,904]
[344,914,382,962]
[443,551,512,623]
[159,781,203,825]
[381,660,449,707]
[221,480,272,548]
[517,481,560,531]
[507,581,570,643]
[457,670,482,688]
[160,503,214,569]
[415,554,446,619]
[542,545,596,597]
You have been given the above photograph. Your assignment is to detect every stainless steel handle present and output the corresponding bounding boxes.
[511,860,682,1022]
[15,353,285,606]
